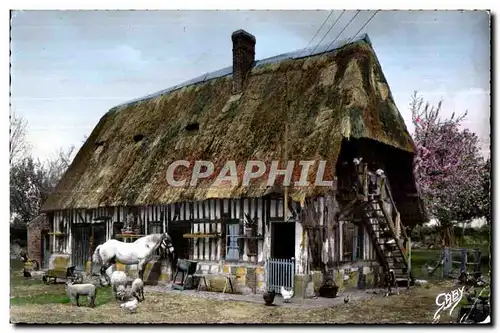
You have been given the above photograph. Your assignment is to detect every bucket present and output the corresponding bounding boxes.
[319,285,339,298]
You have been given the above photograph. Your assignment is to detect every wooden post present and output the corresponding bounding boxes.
[474,249,482,275]
[407,237,411,289]
[89,223,95,263]
[395,212,401,240]
[363,164,368,201]
[460,248,467,274]
[284,122,288,222]
[443,247,451,278]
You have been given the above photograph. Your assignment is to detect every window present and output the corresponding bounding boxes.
[342,222,355,261]
[353,225,365,260]
[225,223,240,261]
[148,221,163,234]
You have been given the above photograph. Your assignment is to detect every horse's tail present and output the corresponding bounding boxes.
[91,245,102,274]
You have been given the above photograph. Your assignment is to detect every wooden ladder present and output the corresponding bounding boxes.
[354,162,413,285]
[363,197,413,285]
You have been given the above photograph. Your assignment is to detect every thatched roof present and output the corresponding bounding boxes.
[42,34,417,212]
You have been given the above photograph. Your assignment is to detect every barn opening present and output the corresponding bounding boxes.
[71,221,106,271]
[271,221,295,259]
[168,222,192,260]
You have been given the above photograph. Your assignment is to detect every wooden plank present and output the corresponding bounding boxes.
[221,204,227,260]
[277,199,283,218]
[239,198,244,260]
[270,199,276,218]
[193,203,199,260]
[205,200,210,260]
[216,199,222,261]
[242,198,249,261]
[319,197,324,226]
[210,199,216,261]
[207,200,212,260]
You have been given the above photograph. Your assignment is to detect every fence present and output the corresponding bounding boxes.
[421,247,484,279]
[442,247,483,278]
[265,257,295,294]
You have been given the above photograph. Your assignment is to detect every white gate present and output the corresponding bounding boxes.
[265,257,295,294]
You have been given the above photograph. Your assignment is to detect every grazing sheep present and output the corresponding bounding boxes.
[131,278,145,302]
[115,285,129,301]
[66,281,96,307]
[110,270,127,299]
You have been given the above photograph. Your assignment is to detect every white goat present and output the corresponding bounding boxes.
[66,281,96,307]
[131,278,145,302]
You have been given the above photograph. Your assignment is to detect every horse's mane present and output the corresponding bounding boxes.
[141,233,162,243]
[140,233,172,244]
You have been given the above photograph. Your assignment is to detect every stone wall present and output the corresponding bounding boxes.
[293,263,384,298]
[27,214,50,268]
[84,259,387,297]
[85,259,266,293]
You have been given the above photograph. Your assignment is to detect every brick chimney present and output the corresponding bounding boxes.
[231,29,256,94]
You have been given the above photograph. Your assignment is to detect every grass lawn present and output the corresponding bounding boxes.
[10,260,470,324]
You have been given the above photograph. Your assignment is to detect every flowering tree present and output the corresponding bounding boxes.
[479,157,491,224]
[410,91,486,246]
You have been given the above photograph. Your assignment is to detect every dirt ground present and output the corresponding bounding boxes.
[10,286,456,324]
[10,261,461,324]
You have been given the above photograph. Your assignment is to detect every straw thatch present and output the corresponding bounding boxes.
[42,36,416,212]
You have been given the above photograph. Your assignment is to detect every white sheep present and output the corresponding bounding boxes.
[115,284,129,301]
[131,278,145,302]
[66,281,96,307]
[110,270,128,300]
[120,298,138,313]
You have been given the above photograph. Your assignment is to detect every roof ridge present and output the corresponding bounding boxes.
[113,33,371,110]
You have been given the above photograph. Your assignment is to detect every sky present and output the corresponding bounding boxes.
[10,10,491,161]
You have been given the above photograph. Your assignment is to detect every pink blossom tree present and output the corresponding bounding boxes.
[410,91,487,246]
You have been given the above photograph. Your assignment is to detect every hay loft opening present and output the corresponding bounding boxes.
[185,122,200,132]
[133,134,145,143]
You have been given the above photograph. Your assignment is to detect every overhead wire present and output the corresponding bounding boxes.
[325,10,361,51]
[347,10,380,43]
[309,10,346,56]
[297,10,334,58]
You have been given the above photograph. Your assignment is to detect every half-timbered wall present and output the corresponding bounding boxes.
[51,197,292,266]
[296,196,377,275]
[51,195,380,272]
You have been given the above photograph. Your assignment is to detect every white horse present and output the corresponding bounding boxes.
[92,233,175,286]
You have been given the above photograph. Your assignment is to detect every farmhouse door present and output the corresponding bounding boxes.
[41,231,51,269]
[71,223,91,271]
[168,222,191,260]
[92,222,106,252]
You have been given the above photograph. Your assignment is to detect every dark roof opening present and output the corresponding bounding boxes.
[185,123,200,132]
[133,134,145,143]
[95,140,105,147]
